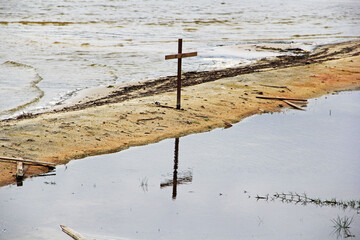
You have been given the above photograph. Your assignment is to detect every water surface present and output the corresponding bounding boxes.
[0,91,359,239]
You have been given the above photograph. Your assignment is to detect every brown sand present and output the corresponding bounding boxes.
[1,40,359,187]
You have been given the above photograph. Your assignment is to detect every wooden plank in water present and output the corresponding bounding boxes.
[60,225,88,240]
[0,156,56,168]
[283,100,305,111]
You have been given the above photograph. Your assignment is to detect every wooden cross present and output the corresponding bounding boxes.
[165,39,197,109]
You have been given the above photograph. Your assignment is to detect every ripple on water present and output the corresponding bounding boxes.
[0,61,44,117]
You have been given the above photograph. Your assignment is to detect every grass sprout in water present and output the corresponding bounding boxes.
[140,176,149,192]
[255,192,360,211]
[331,215,355,239]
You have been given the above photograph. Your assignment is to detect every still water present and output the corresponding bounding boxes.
[1,0,360,118]
[0,91,359,240]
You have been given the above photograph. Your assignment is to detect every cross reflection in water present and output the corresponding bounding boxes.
[160,138,192,199]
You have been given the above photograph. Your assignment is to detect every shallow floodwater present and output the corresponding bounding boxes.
[0,91,359,239]
[1,0,360,118]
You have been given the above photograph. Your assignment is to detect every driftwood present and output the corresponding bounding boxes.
[256,96,307,102]
[0,156,56,168]
[260,84,292,92]
[60,225,88,240]
[137,116,163,122]
[282,100,305,111]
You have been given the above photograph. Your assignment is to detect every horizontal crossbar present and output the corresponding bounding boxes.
[165,52,197,60]
[0,156,56,168]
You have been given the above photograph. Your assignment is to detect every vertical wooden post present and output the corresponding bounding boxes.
[176,39,183,109]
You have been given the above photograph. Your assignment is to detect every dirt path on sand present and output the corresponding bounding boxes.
[1,40,359,187]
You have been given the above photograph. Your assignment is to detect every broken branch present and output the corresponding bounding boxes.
[282,100,305,110]
[256,96,307,102]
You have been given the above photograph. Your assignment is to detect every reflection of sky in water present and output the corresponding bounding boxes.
[0,91,359,240]
[0,0,359,118]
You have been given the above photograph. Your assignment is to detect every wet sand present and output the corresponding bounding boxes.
[0,40,359,187]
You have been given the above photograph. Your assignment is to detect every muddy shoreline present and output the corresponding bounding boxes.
[10,40,359,121]
[0,40,359,187]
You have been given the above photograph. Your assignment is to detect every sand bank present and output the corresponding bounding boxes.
[0,40,359,187]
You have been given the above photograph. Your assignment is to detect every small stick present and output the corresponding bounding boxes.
[260,84,292,92]
[194,115,209,118]
[154,102,182,110]
[282,100,305,111]
[284,100,308,104]
[137,117,163,122]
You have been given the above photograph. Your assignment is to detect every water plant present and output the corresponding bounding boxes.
[140,177,149,192]
[254,192,360,211]
[331,215,355,238]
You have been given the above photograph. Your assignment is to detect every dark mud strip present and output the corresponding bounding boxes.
[9,41,360,121]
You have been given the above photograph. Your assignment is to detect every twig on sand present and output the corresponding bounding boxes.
[154,101,181,110]
[256,96,307,102]
[260,84,292,92]
[255,95,306,110]
[137,116,164,122]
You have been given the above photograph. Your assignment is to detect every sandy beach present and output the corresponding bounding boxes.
[0,40,359,187]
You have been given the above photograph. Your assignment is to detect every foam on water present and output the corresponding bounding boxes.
[0,62,43,115]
